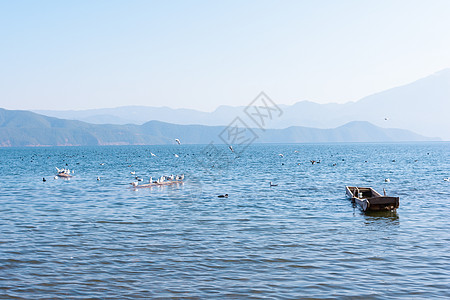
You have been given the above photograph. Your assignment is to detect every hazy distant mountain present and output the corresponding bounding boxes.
[0,108,437,147]
[34,69,450,140]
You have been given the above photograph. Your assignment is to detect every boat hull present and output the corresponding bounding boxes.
[132,180,183,188]
[57,173,72,178]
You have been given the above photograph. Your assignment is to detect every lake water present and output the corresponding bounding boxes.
[1,143,449,299]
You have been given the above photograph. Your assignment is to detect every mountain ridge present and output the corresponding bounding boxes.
[32,69,450,140]
[0,108,438,147]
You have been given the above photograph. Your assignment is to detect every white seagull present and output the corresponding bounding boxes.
[175,139,181,145]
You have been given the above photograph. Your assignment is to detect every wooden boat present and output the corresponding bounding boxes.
[345,186,399,212]
[55,167,73,178]
[57,172,72,178]
[132,180,183,189]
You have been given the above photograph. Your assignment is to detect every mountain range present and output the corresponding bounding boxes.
[0,108,437,147]
[34,69,450,140]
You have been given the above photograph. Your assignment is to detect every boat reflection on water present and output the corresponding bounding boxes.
[362,210,400,226]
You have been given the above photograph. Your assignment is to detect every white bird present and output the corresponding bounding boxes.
[97,177,100,181]
[174,154,179,158]
[180,174,184,180]
[279,154,284,158]
[444,178,449,181]
[385,178,390,183]
[175,139,181,145]
[54,176,58,179]
[270,182,278,187]
[130,181,138,187]
[150,152,157,157]
[99,163,105,166]
[130,171,135,175]
[149,177,153,183]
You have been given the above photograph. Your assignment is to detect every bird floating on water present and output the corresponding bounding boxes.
[279,154,284,158]
[175,139,181,145]
[218,194,228,198]
[444,178,449,182]
[174,154,179,158]
[310,160,316,165]
[130,181,138,187]
[385,178,390,183]
[97,177,100,181]
[269,182,278,187]
[42,177,46,182]
[150,152,157,157]
[130,171,136,175]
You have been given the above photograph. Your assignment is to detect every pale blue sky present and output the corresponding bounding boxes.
[1,0,450,111]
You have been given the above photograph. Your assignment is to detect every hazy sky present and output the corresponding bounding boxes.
[1,0,450,111]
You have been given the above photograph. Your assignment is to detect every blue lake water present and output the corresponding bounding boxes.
[1,143,449,299]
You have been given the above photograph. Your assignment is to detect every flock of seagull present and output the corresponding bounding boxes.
[42,140,450,188]
[130,174,185,187]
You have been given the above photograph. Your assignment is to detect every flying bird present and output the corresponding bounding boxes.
[229,145,234,152]
[175,139,181,145]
